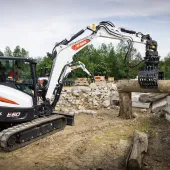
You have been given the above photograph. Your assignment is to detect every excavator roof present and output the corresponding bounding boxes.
[0,56,37,63]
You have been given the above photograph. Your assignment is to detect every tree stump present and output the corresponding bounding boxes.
[118,92,132,119]
[126,130,148,170]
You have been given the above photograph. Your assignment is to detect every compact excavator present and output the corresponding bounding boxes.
[0,21,163,151]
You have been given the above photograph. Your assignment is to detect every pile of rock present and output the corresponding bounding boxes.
[55,83,119,112]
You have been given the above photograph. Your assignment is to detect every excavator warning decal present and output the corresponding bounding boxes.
[72,39,90,50]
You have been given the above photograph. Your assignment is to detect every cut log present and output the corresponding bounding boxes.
[132,101,151,109]
[118,92,132,119]
[151,97,167,113]
[126,130,148,170]
[132,92,151,108]
[138,94,151,103]
[139,93,169,103]
[117,80,170,93]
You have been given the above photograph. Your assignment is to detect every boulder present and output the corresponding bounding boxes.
[90,83,98,91]
[78,105,85,110]
[93,100,99,106]
[71,87,81,96]
[103,100,110,108]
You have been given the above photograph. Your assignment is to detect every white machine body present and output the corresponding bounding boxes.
[0,85,33,108]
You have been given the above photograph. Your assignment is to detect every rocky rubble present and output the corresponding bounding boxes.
[55,83,119,113]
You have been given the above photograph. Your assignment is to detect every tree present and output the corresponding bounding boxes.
[21,48,29,58]
[36,56,53,76]
[0,50,4,56]
[106,47,117,78]
[160,54,170,79]
[13,46,29,58]
[4,46,12,57]
[94,60,110,77]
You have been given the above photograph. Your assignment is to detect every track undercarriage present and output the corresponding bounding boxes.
[0,113,74,152]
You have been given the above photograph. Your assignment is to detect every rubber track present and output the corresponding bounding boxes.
[0,114,67,152]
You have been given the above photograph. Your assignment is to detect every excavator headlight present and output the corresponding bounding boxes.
[151,45,156,49]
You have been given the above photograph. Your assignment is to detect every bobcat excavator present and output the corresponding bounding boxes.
[0,21,163,151]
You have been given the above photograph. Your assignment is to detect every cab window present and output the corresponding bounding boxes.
[0,59,34,95]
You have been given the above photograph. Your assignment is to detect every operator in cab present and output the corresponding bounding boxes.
[8,64,23,83]
[8,63,33,95]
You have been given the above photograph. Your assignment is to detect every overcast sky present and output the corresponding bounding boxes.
[0,0,170,59]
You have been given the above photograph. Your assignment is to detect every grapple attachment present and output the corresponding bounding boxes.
[138,38,164,88]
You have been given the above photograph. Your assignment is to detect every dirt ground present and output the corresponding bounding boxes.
[0,109,169,170]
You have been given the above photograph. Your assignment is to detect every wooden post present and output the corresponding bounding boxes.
[118,92,132,119]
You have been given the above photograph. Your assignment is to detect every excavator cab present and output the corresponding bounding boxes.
[0,57,37,94]
[0,57,39,123]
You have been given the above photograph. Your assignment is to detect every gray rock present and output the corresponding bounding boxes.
[75,100,80,105]
[103,100,110,108]
[60,108,69,113]
[93,100,99,106]
[71,87,81,96]
[140,109,147,113]
[90,83,98,91]
[81,88,90,93]
[78,105,85,110]
[132,112,139,118]
[75,111,80,115]
[166,113,170,121]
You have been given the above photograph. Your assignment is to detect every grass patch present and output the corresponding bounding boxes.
[92,116,169,145]
[92,125,134,145]
[135,118,152,133]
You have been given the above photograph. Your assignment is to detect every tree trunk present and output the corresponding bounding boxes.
[117,80,170,93]
[118,92,132,119]
[126,130,148,170]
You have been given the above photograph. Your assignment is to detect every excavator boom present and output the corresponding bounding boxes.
[46,21,163,103]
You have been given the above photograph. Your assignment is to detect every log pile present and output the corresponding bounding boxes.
[117,80,170,119]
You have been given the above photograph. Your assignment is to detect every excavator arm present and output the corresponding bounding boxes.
[46,21,164,103]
